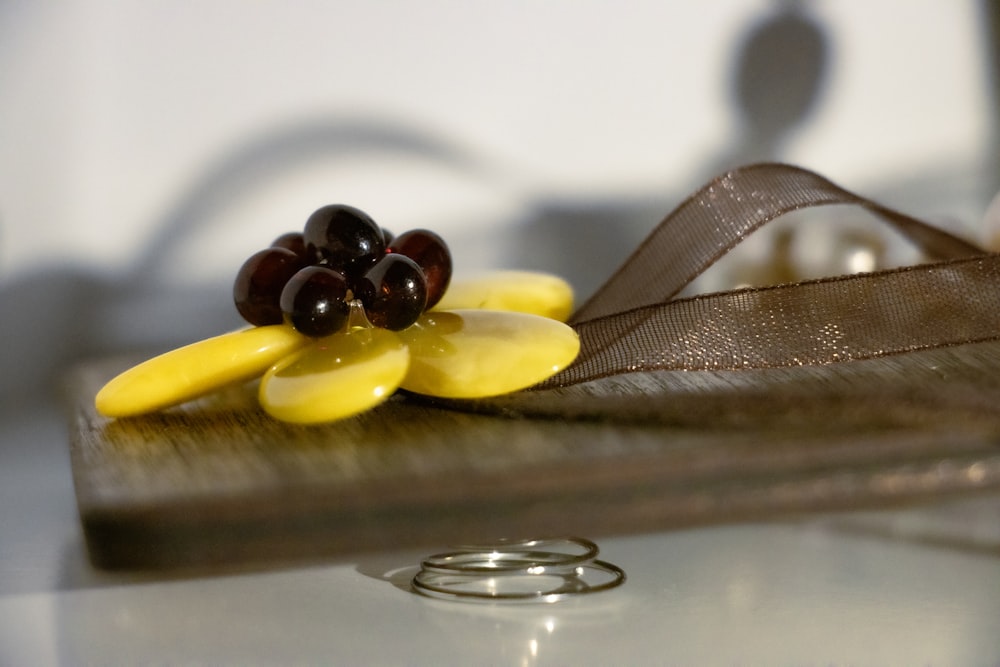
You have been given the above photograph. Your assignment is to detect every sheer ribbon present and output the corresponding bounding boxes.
[554,162,994,381]
[462,163,1000,426]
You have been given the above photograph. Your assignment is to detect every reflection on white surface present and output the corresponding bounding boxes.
[2,511,1000,663]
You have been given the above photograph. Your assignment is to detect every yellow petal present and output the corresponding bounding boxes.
[259,328,408,424]
[433,271,574,322]
[398,309,579,398]
[95,325,309,418]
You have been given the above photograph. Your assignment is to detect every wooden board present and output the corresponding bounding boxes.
[67,354,1000,571]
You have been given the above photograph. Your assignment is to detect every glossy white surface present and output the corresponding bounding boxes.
[3,401,1000,664]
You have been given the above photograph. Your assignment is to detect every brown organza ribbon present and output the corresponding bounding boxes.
[464,163,1000,427]
[557,162,993,379]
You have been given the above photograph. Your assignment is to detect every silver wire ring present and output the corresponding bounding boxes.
[419,537,600,574]
[411,537,625,603]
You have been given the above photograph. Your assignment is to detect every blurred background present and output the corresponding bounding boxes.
[0,0,998,406]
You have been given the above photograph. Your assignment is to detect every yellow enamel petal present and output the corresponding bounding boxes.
[433,271,574,322]
[259,328,408,424]
[398,309,579,398]
[95,325,309,418]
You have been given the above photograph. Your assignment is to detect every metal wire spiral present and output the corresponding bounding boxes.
[411,537,625,603]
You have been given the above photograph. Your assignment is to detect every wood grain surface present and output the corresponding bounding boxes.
[68,351,1000,571]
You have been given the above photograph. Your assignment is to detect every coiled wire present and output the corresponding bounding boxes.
[411,537,625,603]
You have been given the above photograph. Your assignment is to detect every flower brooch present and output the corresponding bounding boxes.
[95,205,580,424]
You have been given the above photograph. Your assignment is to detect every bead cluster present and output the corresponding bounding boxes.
[233,204,452,337]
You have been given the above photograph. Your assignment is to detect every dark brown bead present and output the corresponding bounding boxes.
[303,205,385,277]
[355,254,428,330]
[388,229,452,309]
[234,247,307,326]
[271,231,308,261]
[279,265,351,337]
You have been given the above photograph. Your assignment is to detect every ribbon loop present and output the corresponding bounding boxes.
[570,162,984,325]
[545,163,994,389]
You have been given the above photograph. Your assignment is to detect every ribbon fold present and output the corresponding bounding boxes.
[547,162,998,385]
[444,163,1000,430]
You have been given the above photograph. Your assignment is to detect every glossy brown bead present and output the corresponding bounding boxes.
[388,229,452,309]
[279,265,351,337]
[355,254,428,331]
[303,204,385,277]
[234,247,308,326]
[271,231,308,261]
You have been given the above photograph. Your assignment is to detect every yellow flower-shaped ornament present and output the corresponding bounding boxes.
[95,205,579,425]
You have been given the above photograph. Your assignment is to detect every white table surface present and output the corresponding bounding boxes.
[3,398,1000,665]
